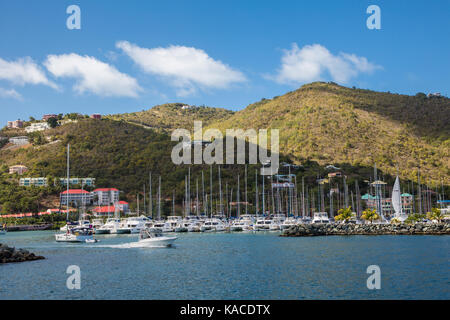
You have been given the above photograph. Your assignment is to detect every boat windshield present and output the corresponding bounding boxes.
[139,229,162,239]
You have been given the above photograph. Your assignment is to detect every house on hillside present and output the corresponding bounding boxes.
[9,165,28,175]
[7,120,24,128]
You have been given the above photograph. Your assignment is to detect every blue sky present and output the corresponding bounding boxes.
[0,0,449,124]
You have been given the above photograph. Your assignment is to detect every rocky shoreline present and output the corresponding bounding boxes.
[0,243,45,263]
[281,223,450,237]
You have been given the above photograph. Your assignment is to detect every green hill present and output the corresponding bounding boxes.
[106,103,234,132]
[0,82,448,214]
[207,82,450,186]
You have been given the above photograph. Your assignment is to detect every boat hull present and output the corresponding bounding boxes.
[138,236,177,247]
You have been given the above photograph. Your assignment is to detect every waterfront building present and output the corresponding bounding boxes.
[92,188,119,205]
[19,177,48,187]
[9,165,28,175]
[361,193,413,216]
[60,189,93,206]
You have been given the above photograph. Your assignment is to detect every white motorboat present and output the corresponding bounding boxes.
[138,229,177,247]
[230,215,254,231]
[254,218,273,231]
[91,219,104,231]
[55,226,97,243]
[118,216,149,234]
[116,218,132,234]
[150,220,165,232]
[60,219,91,232]
[200,218,226,232]
[162,216,182,232]
[312,212,330,224]
[187,221,203,232]
[269,214,286,230]
[96,218,121,234]
[280,217,297,230]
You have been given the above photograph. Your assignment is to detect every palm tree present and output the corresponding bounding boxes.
[427,208,444,223]
[335,206,354,223]
[361,209,379,224]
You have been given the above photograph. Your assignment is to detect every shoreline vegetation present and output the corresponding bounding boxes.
[281,222,450,237]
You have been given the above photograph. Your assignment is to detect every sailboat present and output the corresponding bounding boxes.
[392,175,408,222]
[55,144,97,243]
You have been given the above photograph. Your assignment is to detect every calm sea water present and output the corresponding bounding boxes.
[0,231,448,300]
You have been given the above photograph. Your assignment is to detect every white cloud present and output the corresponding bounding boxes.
[274,43,382,85]
[0,57,57,89]
[44,53,142,97]
[116,41,246,96]
[0,87,22,100]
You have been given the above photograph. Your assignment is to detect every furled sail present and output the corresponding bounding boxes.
[392,176,401,215]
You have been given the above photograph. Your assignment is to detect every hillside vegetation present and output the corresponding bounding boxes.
[207,82,449,185]
[107,103,234,132]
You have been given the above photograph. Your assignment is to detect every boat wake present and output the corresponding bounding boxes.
[93,242,175,249]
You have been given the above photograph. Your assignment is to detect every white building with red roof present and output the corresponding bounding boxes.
[60,189,92,206]
[92,188,120,205]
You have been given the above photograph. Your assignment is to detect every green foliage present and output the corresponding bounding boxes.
[335,206,354,222]
[361,209,380,223]
[47,117,58,128]
[405,213,426,224]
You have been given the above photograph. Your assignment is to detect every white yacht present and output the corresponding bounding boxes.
[162,216,182,232]
[200,218,226,232]
[91,219,104,231]
[254,218,273,231]
[269,214,286,230]
[60,220,91,232]
[116,216,149,234]
[96,218,121,234]
[150,220,166,232]
[116,218,132,234]
[312,212,330,224]
[187,220,203,232]
[280,217,297,230]
[230,215,254,231]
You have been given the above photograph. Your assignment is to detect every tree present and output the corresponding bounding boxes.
[47,117,58,128]
[405,213,426,224]
[361,209,379,224]
[427,208,444,223]
[335,206,354,223]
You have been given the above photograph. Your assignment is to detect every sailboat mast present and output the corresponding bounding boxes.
[158,175,161,220]
[219,166,222,215]
[149,172,152,218]
[244,165,248,215]
[66,144,70,222]
[196,178,199,216]
[237,175,240,218]
[302,177,305,218]
[262,173,265,215]
[255,170,259,216]
[210,165,213,216]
